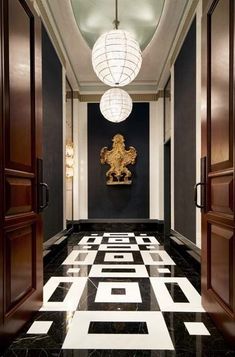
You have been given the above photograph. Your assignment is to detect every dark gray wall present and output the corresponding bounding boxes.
[88,103,149,219]
[42,26,63,241]
[174,18,196,243]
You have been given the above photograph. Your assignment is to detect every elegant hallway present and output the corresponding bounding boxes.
[3,231,233,356]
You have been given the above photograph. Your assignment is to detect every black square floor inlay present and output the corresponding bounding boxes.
[150,253,163,262]
[88,321,148,334]
[111,288,126,295]
[75,253,88,261]
[165,282,189,303]
[102,268,136,273]
[48,282,72,302]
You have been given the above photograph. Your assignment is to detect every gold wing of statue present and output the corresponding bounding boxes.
[100,146,108,164]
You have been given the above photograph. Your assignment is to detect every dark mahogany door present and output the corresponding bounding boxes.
[0,0,43,348]
[201,0,235,345]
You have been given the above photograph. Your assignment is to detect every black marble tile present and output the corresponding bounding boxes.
[3,231,234,357]
[2,349,61,357]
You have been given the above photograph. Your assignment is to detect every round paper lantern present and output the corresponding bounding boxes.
[92,30,142,87]
[100,88,132,123]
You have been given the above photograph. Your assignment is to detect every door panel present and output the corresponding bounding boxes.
[5,225,34,312]
[210,0,231,170]
[209,224,233,307]
[5,176,33,215]
[201,0,235,345]
[0,0,43,348]
[7,0,33,171]
[210,175,233,214]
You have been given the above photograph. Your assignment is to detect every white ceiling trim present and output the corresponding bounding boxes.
[35,0,195,93]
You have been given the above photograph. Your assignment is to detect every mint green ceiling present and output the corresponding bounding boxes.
[70,0,165,50]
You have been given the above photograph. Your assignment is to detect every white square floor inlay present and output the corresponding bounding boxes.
[146,245,160,250]
[99,244,139,251]
[67,268,80,274]
[80,245,92,250]
[104,252,134,262]
[136,237,160,245]
[108,237,130,243]
[140,233,147,236]
[95,282,142,303]
[62,250,97,265]
[27,321,53,334]
[78,236,102,245]
[184,322,210,335]
[157,268,171,274]
[103,233,135,237]
[150,277,205,312]
[91,234,98,236]
[89,264,148,278]
[62,311,174,350]
[40,277,87,311]
[140,250,176,265]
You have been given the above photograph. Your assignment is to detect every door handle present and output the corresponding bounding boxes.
[194,182,205,209]
[40,182,49,210]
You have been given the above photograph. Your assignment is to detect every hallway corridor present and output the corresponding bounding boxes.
[2,232,234,356]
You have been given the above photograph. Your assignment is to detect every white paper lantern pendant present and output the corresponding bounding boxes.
[92,0,142,87]
[100,88,132,123]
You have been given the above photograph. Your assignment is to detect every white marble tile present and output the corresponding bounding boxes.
[140,250,176,265]
[99,244,139,251]
[146,245,159,250]
[157,268,171,274]
[80,245,92,250]
[27,321,53,334]
[136,236,160,245]
[67,268,80,274]
[62,251,97,265]
[140,233,147,236]
[62,311,174,350]
[78,236,102,245]
[95,282,142,303]
[108,237,130,243]
[103,233,135,237]
[91,234,98,236]
[40,277,87,311]
[184,322,210,335]
[104,253,134,262]
[89,264,148,278]
[150,277,205,312]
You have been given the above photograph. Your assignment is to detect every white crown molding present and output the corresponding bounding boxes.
[33,0,80,90]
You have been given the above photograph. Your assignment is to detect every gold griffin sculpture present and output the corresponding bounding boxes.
[100,134,137,185]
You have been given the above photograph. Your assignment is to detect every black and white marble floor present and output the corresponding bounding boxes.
[2,232,235,356]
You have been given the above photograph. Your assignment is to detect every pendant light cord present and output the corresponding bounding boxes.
[113,0,120,29]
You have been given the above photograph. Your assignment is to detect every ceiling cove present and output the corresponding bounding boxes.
[70,0,165,51]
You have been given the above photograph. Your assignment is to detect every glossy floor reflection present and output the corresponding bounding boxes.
[2,232,235,356]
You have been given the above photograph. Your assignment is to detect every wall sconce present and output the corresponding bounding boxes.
[66,142,74,178]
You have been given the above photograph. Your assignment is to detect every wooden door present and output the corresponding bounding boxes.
[201,0,235,345]
[0,0,43,348]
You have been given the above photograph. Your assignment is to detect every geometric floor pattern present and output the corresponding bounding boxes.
[3,232,235,356]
